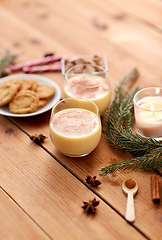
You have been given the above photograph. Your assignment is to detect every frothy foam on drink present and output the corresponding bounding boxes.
[65,75,109,100]
[51,109,99,137]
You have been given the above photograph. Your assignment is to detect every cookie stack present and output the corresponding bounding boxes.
[0,78,55,114]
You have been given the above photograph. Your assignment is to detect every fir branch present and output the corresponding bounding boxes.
[100,68,162,175]
[100,147,162,175]
[0,50,18,77]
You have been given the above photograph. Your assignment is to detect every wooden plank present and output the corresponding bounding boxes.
[103,0,162,31]
[0,6,71,59]
[2,0,162,29]
[0,0,162,91]
[0,188,51,240]
[8,113,162,240]
[0,115,146,240]
[0,0,162,239]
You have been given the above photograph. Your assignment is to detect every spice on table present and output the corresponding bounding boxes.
[82,198,100,213]
[30,134,47,144]
[150,175,160,203]
[86,175,101,187]
[44,53,55,57]
[92,18,108,30]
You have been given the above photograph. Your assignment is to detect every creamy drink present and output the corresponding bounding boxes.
[64,74,111,116]
[64,64,111,116]
[49,99,101,157]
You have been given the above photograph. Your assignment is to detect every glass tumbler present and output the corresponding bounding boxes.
[64,64,111,116]
[133,87,162,140]
[49,98,102,157]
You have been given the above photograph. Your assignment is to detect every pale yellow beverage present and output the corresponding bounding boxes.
[50,107,101,157]
[64,64,111,116]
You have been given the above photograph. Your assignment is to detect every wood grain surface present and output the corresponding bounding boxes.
[0,116,145,240]
[0,0,162,239]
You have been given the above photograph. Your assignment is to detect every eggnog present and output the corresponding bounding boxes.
[50,108,101,157]
[64,74,111,116]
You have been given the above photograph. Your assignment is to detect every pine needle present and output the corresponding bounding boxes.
[100,68,162,175]
[0,50,18,77]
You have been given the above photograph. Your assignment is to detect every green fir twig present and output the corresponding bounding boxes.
[101,147,162,175]
[0,50,18,77]
[100,68,162,175]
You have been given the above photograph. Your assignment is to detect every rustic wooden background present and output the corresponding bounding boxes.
[0,0,162,239]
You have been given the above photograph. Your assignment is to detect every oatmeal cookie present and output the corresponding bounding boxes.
[9,90,39,114]
[38,99,48,108]
[0,83,18,106]
[35,84,55,99]
[30,78,39,91]
[1,78,22,91]
[19,78,33,91]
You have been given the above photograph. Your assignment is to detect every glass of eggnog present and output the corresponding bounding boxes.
[49,98,102,157]
[64,64,111,116]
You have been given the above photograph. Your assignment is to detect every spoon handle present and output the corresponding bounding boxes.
[125,192,135,222]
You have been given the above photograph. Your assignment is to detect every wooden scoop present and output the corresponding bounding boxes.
[122,179,138,222]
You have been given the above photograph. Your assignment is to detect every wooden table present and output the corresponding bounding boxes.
[0,0,162,239]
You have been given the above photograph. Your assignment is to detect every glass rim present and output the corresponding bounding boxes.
[51,97,100,115]
[133,87,162,112]
[65,63,108,89]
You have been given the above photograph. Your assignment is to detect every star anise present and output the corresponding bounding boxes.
[86,175,101,187]
[44,52,54,57]
[30,134,47,144]
[82,198,100,213]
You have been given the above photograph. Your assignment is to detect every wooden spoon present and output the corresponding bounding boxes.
[122,179,138,222]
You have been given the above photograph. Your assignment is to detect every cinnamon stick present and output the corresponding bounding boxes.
[150,175,160,203]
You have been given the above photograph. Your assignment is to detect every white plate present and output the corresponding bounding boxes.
[0,74,61,117]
